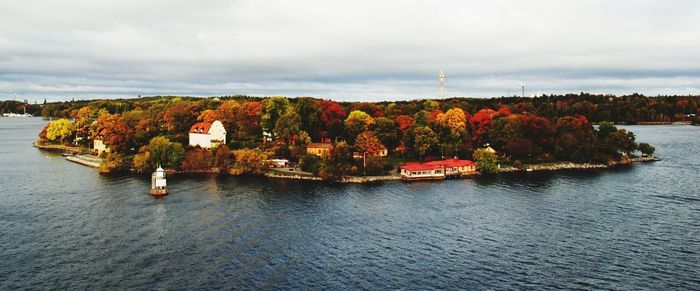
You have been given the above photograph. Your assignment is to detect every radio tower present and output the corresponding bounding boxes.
[439,70,445,98]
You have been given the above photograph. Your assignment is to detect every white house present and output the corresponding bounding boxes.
[188,120,227,149]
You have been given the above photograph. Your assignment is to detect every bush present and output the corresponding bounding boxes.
[228,148,269,175]
[364,156,386,176]
[98,153,130,174]
[299,154,321,174]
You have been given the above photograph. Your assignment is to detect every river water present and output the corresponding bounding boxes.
[1,118,698,289]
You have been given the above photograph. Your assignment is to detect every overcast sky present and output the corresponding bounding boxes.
[2,0,700,102]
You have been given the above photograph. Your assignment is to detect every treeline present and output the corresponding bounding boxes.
[33,94,662,177]
[0,100,42,115]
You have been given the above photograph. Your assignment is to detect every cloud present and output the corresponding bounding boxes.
[1,0,700,101]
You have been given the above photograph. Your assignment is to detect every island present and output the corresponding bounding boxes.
[25,93,684,182]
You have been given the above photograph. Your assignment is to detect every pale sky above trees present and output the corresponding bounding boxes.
[2,0,700,101]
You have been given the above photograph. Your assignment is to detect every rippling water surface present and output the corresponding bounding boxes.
[1,118,698,289]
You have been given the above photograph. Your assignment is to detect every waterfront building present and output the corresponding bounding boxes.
[93,129,109,155]
[399,162,445,180]
[188,120,226,149]
[306,142,333,157]
[266,159,289,168]
[399,158,477,180]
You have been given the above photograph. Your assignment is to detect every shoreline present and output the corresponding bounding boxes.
[34,144,661,183]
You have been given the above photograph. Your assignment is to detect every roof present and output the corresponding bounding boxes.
[307,143,333,149]
[400,158,475,171]
[94,128,107,140]
[400,162,443,171]
[189,122,212,134]
[424,158,475,167]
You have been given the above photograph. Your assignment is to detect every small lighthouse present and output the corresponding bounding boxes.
[150,165,168,196]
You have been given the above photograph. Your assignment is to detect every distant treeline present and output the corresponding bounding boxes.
[23,93,700,124]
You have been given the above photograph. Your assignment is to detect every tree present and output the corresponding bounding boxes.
[345,110,375,141]
[413,126,438,159]
[273,110,301,145]
[473,148,498,173]
[198,109,218,123]
[372,117,399,150]
[300,154,321,174]
[132,136,185,173]
[638,142,655,157]
[318,100,347,138]
[436,108,468,134]
[148,136,184,169]
[214,145,231,170]
[319,141,353,179]
[364,156,386,176]
[162,101,199,133]
[97,114,134,153]
[354,131,386,155]
[181,149,214,171]
[45,118,73,144]
[261,97,291,131]
[295,97,322,139]
[229,148,270,175]
[395,115,415,132]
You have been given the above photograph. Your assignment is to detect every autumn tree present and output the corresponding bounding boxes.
[318,100,347,138]
[181,149,214,171]
[97,113,134,153]
[395,115,415,132]
[354,131,386,155]
[345,110,375,142]
[229,148,270,175]
[162,101,199,133]
[45,118,73,144]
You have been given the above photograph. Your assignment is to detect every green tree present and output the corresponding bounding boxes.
[319,141,353,179]
[295,97,322,140]
[413,126,438,159]
[473,148,498,173]
[372,117,399,150]
[261,97,291,132]
[299,154,321,174]
[638,142,655,156]
[273,110,301,145]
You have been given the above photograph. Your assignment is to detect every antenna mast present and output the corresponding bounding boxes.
[439,70,445,99]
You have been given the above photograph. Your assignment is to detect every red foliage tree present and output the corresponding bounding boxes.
[395,115,415,132]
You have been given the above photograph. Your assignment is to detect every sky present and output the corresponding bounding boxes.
[1,0,700,102]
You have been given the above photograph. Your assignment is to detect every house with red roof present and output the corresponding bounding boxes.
[399,158,476,180]
[188,120,227,149]
[93,128,109,155]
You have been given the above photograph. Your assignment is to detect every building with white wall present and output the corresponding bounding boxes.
[188,120,227,149]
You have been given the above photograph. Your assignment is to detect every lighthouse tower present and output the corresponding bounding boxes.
[150,165,168,196]
[439,70,445,99]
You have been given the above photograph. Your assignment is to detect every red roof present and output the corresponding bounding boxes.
[400,162,443,171]
[189,122,212,134]
[400,158,475,171]
[307,143,333,149]
[424,158,475,167]
[94,128,107,140]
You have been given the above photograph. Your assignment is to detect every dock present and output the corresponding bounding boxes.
[65,154,102,168]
